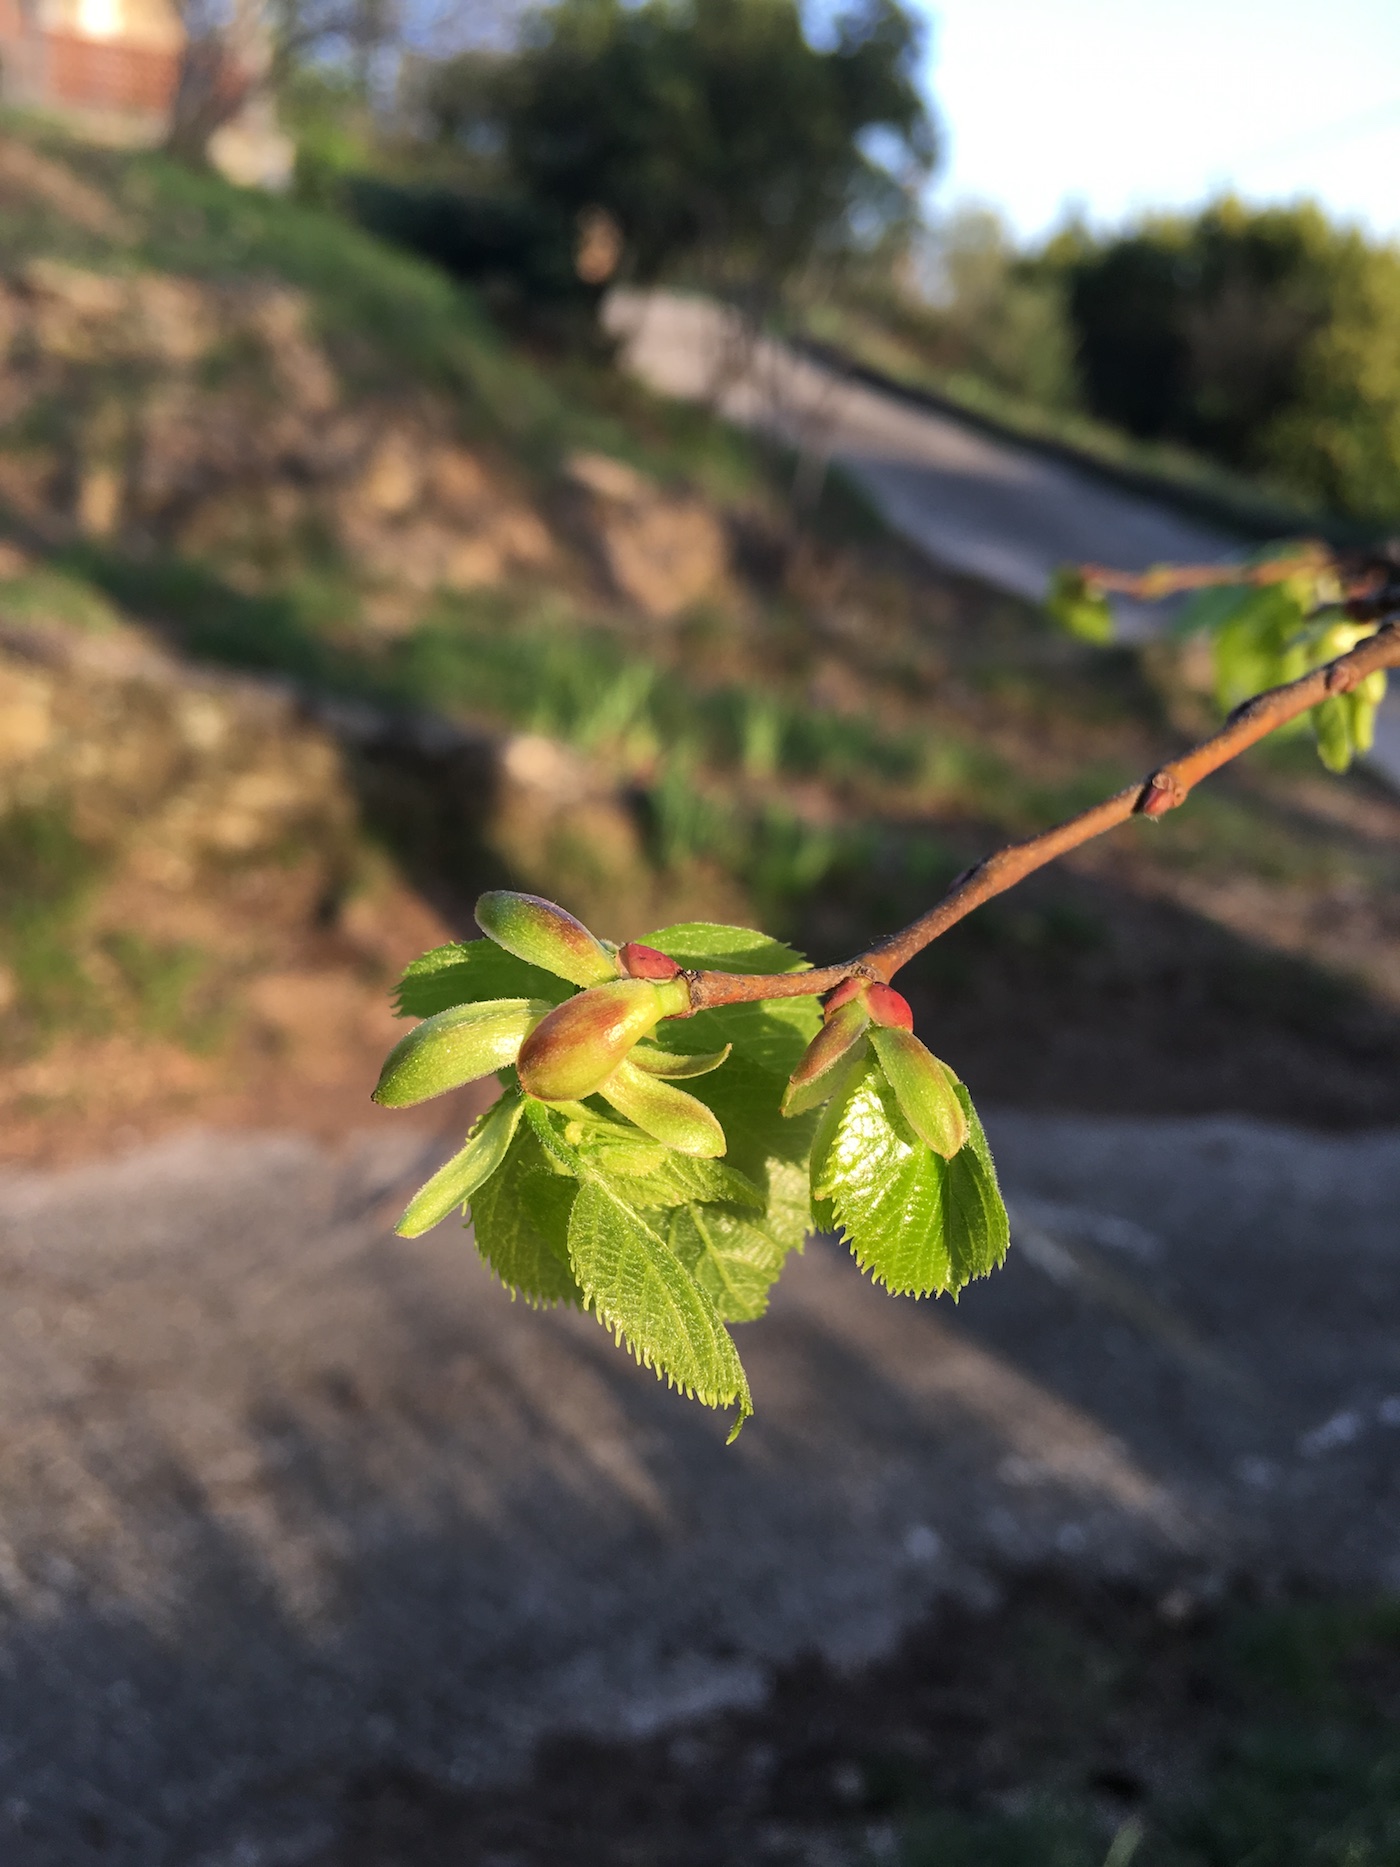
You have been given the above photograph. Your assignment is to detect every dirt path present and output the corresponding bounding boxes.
[604,289,1400,786]
[0,1113,1395,1863]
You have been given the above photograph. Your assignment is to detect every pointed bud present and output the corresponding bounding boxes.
[864,983,914,1030]
[869,1026,968,1158]
[516,977,689,1102]
[395,1092,524,1236]
[619,941,681,981]
[373,999,547,1108]
[782,999,870,1116]
[597,1057,727,1157]
[475,891,619,987]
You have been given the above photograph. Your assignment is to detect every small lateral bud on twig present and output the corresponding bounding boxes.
[864,983,914,1030]
[619,941,681,980]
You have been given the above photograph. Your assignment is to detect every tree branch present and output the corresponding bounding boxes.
[1079,546,1400,612]
[682,617,1400,1013]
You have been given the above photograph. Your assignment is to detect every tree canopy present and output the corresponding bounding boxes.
[1046,200,1400,524]
[420,0,936,284]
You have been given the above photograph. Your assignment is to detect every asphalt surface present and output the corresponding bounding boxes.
[0,1115,1397,1863]
[602,289,1400,785]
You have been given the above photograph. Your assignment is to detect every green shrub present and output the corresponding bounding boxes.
[1051,198,1400,523]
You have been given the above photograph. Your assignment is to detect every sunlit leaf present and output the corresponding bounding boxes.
[812,1057,1008,1297]
[642,920,822,1078]
[664,1203,792,1322]
[470,1124,582,1306]
[527,1099,762,1209]
[395,941,572,1019]
[1046,567,1114,646]
[1311,694,1354,773]
[568,1180,752,1430]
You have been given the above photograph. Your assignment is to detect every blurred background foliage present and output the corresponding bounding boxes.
[1,6,1399,1853]
[264,0,1400,530]
[4,0,1400,1140]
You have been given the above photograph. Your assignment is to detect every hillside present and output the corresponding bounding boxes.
[3,118,1400,1164]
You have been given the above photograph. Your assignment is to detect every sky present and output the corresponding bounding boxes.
[922,0,1400,244]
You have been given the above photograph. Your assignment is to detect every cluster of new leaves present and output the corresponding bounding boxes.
[375,894,1009,1435]
[1047,549,1388,773]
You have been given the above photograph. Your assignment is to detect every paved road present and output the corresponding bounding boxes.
[603,289,1400,784]
[0,1116,1397,1863]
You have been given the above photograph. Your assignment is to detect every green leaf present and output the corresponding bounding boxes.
[946,1085,1012,1291]
[664,1203,792,1322]
[684,996,824,1079]
[1311,693,1354,773]
[1347,685,1380,755]
[812,1058,1008,1298]
[529,1100,762,1209]
[396,1092,525,1237]
[395,941,572,1019]
[1175,583,1310,714]
[373,998,550,1107]
[640,921,822,1077]
[686,1052,820,1253]
[567,1179,752,1430]
[638,921,809,973]
[1046,567,1114,645]
[469,1123,582,1306]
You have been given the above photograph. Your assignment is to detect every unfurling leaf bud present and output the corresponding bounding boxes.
[597,1057,727,1156]
[1046,567,1114,646]
[863,982,914,1030]
[869,1026,968,1158]
[475,891,619,987]
[516,977,690,1102]
[373,998,549,1107]
[630,1040,732,1078]
[395,1091,524,1236]
[782,999,870,1116]
[619,941,681,981]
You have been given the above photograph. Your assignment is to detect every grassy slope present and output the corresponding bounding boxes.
[2,118,1400,1134]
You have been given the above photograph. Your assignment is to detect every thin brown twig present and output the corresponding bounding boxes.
[681,619,1400,1013]
[1078,548,1331,600]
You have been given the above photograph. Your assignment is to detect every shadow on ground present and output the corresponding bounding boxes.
[0,1108,1396,1863]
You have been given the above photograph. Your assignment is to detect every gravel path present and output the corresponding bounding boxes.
[603,289,1400,786]
[0,1115,1396,1863]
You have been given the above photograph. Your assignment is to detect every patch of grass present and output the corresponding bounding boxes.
[64,547,972,815]
[1137,787,1349,888]
[0,808,227,1055]
[0,564,124,633]
[99,931,224,1051]
[901,1803,1119,1867]
[0,805,105,1045]
[883,1595,1400,1867]
[1156,1600,1400,1867]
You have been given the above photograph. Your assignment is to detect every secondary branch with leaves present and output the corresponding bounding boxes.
[373,545,1400,1437]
